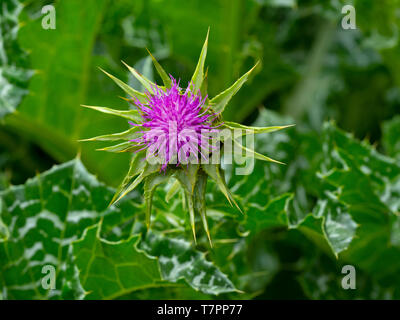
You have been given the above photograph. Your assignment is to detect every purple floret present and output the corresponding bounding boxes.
[131,76,219,170]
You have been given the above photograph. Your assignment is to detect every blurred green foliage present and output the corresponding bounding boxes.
[0,0,400,300]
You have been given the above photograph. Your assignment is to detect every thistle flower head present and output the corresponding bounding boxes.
[81,29,292,246]
[131,77,216,170]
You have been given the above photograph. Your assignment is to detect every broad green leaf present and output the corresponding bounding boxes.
[206,213,279,297]
[0,0,32,118]
[215,114,360,258]
[73,223,164,299]
[243,194,292,234]
[311,199,358,257]
[209,62,259,114]
[296,215,336,257]
[140,231,238,295]
[6,0,134,184]
[0,159,139,299]
[191,28,209,93]
[223,111,353,258]
[0,158,235,299]
[322,122,400,214]
[318,123,400,282]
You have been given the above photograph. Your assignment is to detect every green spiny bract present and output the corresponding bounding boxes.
[80,29,293,246]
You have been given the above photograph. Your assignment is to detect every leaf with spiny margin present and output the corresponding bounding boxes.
[200,67,209,98]
[144,172,172,227]
[383,115,400,160]
[322,121,400,214]
[187,192,197,243]
[193,171,212,246]
[81,105,142,123]
[122,61,159,94]
[116,286,211,300]
[72,223,164,300]
[202,163,241,212]
[174,164,200,241]
[79,127,141,142]
[146,49,172,88]
[222,121,295,137]
[0,0,32,118]
[317,122,400,279]
[191,28,209,94]
[311,199,358,257]
[99,68,148,103]
[239,193,292,235]
[110,152,147,205]
[97,141,142,153]
[231,138,284,165]
[165,179,181,203]
[140,231,237,295]
[210,117,357,258]
[0,159,139,299]
[174,164,199,194]
[209,62,259,114]
[61,245,87,299]
[111,162,161,206]
[296,215,334,256]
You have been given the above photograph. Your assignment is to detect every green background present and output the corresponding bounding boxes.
[0,0,400,299]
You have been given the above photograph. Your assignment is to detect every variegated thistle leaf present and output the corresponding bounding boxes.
[0,159,238,299]
[72,223,164,300]
[0,159,139,299]
[74,223,237,298]
[0,0,33,118]
[140,231,237,295]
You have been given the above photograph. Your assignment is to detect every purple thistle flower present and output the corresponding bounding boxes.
[82,32,289,246]
[131,76,218,170]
